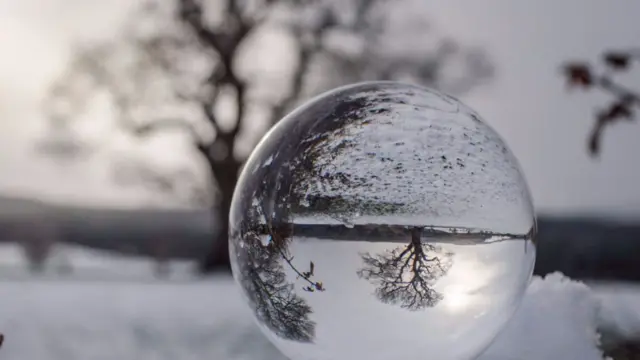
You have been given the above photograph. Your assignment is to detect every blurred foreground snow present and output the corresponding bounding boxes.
[0,246,639,360]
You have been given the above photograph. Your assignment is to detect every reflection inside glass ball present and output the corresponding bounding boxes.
[229,81,536,360]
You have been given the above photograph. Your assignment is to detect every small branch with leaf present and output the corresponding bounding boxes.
[562,49,640,156]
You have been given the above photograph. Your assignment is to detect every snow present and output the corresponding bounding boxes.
[591,283,640,343]
[480,273,604,360]
[0,249,639,360]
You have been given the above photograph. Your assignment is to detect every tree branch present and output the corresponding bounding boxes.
[562,55,640,156]
[597,76,640,104]
[179,0,224,54]
[201,85,221,135]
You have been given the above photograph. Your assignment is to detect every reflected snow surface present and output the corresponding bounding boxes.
[229,82,536,360]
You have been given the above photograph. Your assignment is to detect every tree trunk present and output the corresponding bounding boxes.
[198,159,239,273]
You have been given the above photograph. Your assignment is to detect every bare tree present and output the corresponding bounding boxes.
[562,49,640,156]
[357,227,453,310]
[44,0,493,272]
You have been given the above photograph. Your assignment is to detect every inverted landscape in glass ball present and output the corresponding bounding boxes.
[229,81,536,360]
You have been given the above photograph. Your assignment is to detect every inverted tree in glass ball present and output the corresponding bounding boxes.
[229,82,536,360]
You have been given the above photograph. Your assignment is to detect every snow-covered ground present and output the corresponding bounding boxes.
[0,245,639,360]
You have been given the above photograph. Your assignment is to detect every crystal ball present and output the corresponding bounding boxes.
[229,81,536,360]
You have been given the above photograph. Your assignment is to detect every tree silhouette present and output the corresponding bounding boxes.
[562,49,640,156]
[233,228,316,342]
[357,227,453,310]
[44,0,493,272]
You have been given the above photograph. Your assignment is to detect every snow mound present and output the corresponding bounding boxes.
[479,272,604,360]
[593,282,640,343]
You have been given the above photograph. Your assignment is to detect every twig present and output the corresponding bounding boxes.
[563,50,640,155]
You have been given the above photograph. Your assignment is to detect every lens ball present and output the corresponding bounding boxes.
[229,82,536,360]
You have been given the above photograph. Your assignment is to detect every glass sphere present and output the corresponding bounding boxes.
[229,81,536,360]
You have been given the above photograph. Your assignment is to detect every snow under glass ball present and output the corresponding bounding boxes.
[229,82,536,360]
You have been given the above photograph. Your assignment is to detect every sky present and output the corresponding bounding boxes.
[1,0,640,215]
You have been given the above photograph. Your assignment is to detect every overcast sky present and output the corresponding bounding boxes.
[1,0,640,215]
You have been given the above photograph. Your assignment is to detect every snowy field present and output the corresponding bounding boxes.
[1,245,640,360]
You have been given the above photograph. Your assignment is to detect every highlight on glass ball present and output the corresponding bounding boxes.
[229,81,536,360]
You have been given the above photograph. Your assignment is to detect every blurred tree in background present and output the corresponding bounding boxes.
[44,0,493,273]
[563,49,640,156]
